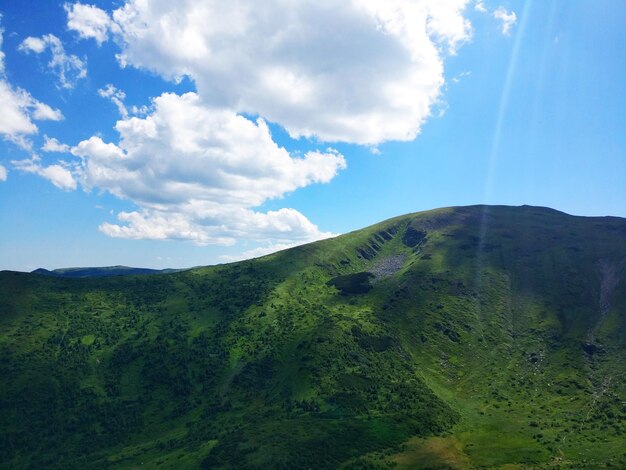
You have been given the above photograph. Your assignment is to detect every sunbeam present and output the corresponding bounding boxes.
[474,0,534,300]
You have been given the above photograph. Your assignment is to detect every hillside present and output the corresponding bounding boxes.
[1,205,625,469]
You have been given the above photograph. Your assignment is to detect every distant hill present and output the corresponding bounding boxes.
[1,205,625,468]
[31,265,183,278]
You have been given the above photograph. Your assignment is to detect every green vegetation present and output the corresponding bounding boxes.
[1,205,625,468]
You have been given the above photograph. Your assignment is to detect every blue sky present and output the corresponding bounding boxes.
[0,0,624,271]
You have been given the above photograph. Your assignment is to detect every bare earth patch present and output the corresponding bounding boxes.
[392,436,470,469]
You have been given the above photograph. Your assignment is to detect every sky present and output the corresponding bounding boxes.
[0,0,624,272]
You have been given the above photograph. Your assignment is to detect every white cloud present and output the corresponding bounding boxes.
[99,83,154,119]
[219,241,307,263]
[98,83,128,118]
[65,2,116,44]
[12,156,77,190]
[0,22,63,146]
[451,70,471,83]
[71,92,345,245]
[42,135,70,153]
[0,82,37,144]
[0,19,5,74]
[32,102,64,121]
[493,6,516,35]
[0,24,37,147]
[67,0,472,145]
[38,164,77,190]
[0,164,7,182]
[0,81,64,149]
[57,1,495,248]
[474,1,487,13]
[130,104,151,116]
[98,207,336,247]
[19,34,86,88]
[20,36,47,54]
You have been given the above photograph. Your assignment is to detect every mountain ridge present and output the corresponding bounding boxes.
[11,204,625,278]
[29,265,185,278]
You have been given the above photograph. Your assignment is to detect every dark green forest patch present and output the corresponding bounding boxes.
[327,272,374,295]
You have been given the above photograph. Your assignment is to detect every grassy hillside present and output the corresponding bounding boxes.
[1,205,625,469]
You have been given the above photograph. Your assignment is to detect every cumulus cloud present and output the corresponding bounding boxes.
[19,34,86,88]
[42,135,70,153]
[493,6,517,35]
[19,36,47,54]
[67,0,472,145]
[0,58,63,148]
[0,24,39,148]
[65,2,116,44]
[474,1,487,13]
[57,1,484,248]
[130,104,151,116]
[99,207,336,247]
[32,102,64,121]
[0,20,5,74]
[36,164,77,190]
[98,83,128,118]
[71,92,345,245]
[0,164,7,182]
[99,84,154,119]
[12,156,77,190]
[219,241,304,263]
[0,82,38,146]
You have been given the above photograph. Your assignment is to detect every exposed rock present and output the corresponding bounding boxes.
[370,254,407,282]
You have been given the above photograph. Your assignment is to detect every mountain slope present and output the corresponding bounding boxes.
[1,205,625,469]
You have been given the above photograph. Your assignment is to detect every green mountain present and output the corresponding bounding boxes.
[31,266,183,278]
[1,205,625,469]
